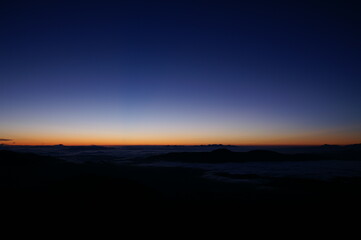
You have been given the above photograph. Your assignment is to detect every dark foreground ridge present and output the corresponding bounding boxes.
[1,149,361,221]
[0,150,160,214]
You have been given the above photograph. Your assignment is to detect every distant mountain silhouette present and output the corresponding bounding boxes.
[320,144,361,151]
[199,144,236,147]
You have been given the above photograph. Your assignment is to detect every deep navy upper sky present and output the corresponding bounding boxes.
[1,0,361,145]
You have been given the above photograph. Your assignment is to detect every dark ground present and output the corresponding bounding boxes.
[1,149,361,229]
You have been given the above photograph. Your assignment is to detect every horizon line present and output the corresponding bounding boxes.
[2,143,360,147]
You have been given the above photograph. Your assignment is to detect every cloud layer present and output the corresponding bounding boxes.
[0,138,12,142]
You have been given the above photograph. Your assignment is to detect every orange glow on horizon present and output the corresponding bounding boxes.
[2,124,360,146]
[4,136,360,146]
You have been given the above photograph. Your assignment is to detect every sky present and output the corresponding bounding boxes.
[1,0,361,145]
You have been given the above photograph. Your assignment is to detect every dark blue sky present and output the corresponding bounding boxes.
[1,0,361,145]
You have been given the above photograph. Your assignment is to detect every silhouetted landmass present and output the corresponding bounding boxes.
[0,144,114,151]
[146,147,361,163]
[275,143,361,154]
[323,143,361,149]
[0,150,64,166]
[0,150,160,215]
[1,148,361,220]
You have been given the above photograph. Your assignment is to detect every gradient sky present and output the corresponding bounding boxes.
[1,0,361,145]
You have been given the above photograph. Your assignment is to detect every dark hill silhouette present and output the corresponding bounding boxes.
[0,150,160,214]
[0,150,64,166]
[1,149,361,222]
